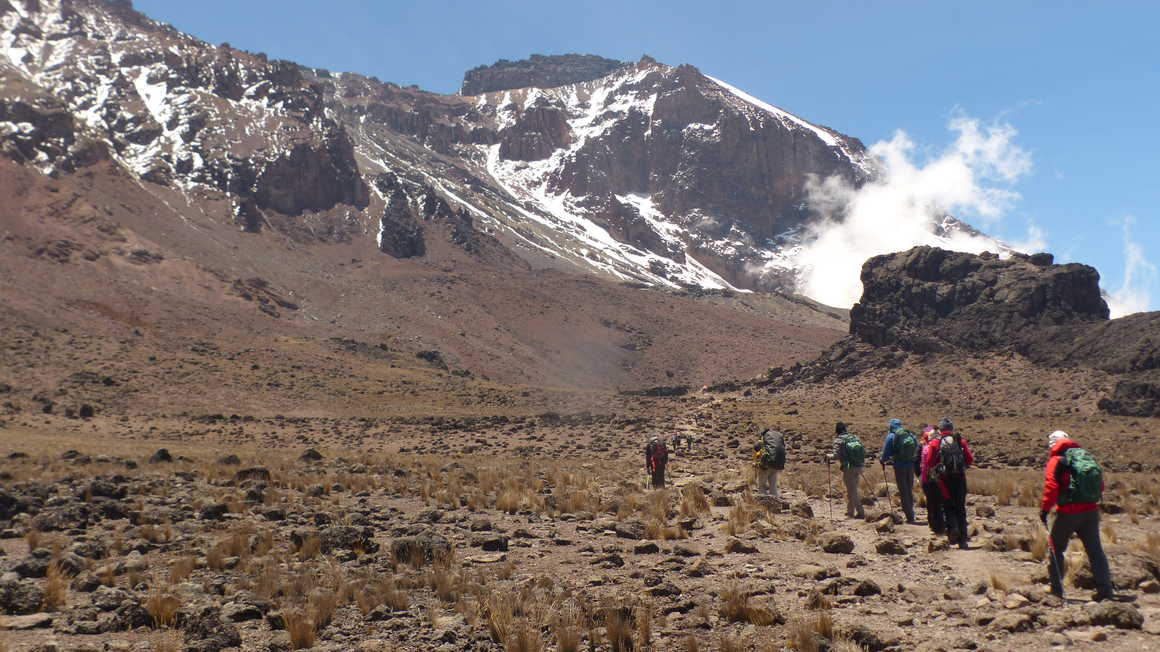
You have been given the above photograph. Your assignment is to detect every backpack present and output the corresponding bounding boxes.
[759,430,786,469]
[1059,448,1102,505]
[840,433,865,467]
[894,428,919,463]
[939,435,966,474]
[647,440,668,467]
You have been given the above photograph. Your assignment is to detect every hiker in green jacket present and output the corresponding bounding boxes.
[828,422,865,519]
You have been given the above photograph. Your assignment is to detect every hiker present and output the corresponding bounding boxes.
[934,418,974,548]
[752,428,786,498]
[919,426,948,535]
[645,435,669,489]
[879,418,919,523]
[828,422,865,519]
[1040,430,1115,601]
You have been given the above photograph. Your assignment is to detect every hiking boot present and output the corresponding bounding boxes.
[958,541,969,550]
[1093,590,1117,602]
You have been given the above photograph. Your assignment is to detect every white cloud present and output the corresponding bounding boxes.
[1105,216,1157,318]
[788,115,1037,308]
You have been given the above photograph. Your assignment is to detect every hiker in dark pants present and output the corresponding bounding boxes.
[645,435,669,489]
[935,418,974,548]
[1040,430,1115,601]
[920,426,947,534]
[879,418,918,523]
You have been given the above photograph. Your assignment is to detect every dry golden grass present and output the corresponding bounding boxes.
[296,536,321,561]
[720,583,782,626]
[605,606,633,652]
[24,529,41,553]
[309,590,337,631]
[552,605,583,652]
[989,573,1009,591]
[145,592,181,629]
[283,609,316,649]
[788,610,834,652]
[718,635,746,652]
[679,483,710,516]
[168,556,196,584]
[634,601,652,648]
[1029,527,1048,561]
[42,561,71,611]
[723,502,752,536]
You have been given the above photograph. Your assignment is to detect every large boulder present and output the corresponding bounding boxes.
[850,247,1108,353]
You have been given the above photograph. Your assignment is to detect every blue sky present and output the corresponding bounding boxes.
[135,0,1159,314]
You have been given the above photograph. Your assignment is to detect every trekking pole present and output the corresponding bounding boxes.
[1043,516,1062,595]
[881,461,894,516]
[826,457,834,521]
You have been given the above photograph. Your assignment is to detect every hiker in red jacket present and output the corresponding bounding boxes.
[1040,430,1115,601]
[645,435,669,489]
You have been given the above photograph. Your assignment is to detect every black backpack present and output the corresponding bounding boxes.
[759,430,787,469]
[939,435,966,474]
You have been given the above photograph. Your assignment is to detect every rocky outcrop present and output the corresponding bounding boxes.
[850,247,1108,353]
[461,54,628,95]
[765,246,1160,417]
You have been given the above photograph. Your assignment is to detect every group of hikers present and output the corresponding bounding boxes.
[645,418,1117,602]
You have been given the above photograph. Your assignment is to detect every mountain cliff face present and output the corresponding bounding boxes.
[461,54,628,95]
[0,0,886,294]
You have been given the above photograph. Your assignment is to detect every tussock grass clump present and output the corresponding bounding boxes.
[720,583,782,626]
[679,484,710,517]
[296,536,321,561]
[308,590,337,630]
[989,573,1010,591]
[723,502,752,536]
[283,610,315,649]
[168,556,196,584]
[551,604,583,652]
[145,592,181,629]
[43,561,71,611]
[788,610,834,652]
[605,606,633,652]
[25,529,42,553]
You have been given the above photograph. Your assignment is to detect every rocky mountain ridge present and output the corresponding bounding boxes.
[0,0,923,295]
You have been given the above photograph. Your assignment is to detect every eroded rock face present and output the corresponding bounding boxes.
[850,247,1108,353]
[461,54,628,95]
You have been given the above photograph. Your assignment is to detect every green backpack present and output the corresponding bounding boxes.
[894,428,919,463]
[841,433,865,467]
[1059,448,1102,505]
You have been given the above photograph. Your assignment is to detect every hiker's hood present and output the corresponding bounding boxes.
[888,418,902,433]
[1049,437,1081,457]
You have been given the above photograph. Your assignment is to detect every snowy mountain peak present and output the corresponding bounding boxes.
[1,5,993,303]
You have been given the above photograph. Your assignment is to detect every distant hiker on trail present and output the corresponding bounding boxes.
[933,418,974,548]
[752,428,786,498]
[880,418,919,523]
[828,422,865,519]
[920,426,948,535]
[645,435,669,489]
[1040,430,1115,601]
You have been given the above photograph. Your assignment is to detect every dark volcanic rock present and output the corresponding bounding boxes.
[461,54,628,95]
[850,246,1108,353]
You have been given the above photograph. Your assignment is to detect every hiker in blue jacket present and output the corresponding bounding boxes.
[880,418,918,523]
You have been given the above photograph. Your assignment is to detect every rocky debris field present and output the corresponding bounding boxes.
[1,434,1158,651]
